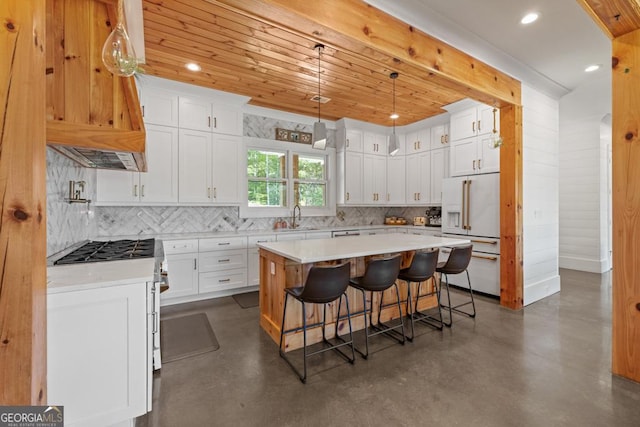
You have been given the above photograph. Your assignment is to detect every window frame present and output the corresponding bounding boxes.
[239,137,336,218]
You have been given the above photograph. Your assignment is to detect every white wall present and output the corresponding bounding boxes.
[559,74,611,273]
[522,85,561,305]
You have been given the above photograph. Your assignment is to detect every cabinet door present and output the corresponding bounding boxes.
[363,132,386,154]
[344,151,363,204]
[450,136,478,177]
[405,154,420,205]
[178,129,213,203]
[386,155,405,204]
[345,129,363,152]
[211,103,243,136]
[430,148,448,204]
[163,253,199,301]
[140,125,178,204]
[178,97,212,132]
[405,131,419,154]
[96,169,138,203]
[478,134,500,174]
[405,152,430,204]
[431,124,450,149]
[141,88,179,127]
[450,108,477,141]
[212,135,241,203]
[477,104,498,136]
[363,154,386,204]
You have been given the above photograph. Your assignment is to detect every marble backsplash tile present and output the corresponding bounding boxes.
[244,113,336,148]
[46,148,97,256]
[96,205,431,237]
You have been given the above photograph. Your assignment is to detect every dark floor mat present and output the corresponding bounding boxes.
[232,291,259,309]
[161,313,219,363]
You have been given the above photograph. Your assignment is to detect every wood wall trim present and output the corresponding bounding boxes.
[0,0,47,405]
[210,0,522,107]
[499,105,524,309]
[612,27,640,383]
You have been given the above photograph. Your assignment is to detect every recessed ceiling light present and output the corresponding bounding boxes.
[521,12,539,25]
[185,63,201,72]
[585,64,600,72]
[390,113,399,120]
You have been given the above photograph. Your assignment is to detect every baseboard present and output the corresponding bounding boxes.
[524,275,561,306]
[559,255,609,273]
[160,285,259,307]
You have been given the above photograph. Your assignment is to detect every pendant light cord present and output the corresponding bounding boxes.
[392,76,396,134]
[117,0,124,26]
[315,44,324,123]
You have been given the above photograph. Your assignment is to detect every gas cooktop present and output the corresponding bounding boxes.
[54,239,156,265]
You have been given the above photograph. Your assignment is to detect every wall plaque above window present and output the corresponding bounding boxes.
[276,128,312,144]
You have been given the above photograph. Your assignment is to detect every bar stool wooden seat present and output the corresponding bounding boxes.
[437,244,475,327]
[348,254,404,359]
[397,249,442,341]
[279,262,355,383]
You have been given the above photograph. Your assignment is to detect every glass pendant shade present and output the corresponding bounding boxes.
[102,17,137,77]
[312,121,327,150]
[388,133,400,156]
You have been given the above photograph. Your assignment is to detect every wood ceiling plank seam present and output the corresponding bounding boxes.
[578,0,640,38]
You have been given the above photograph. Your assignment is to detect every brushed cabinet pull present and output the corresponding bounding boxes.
[219,278,231,283]
[141,185,145,197]
[214,117,217,128]
[142,105,145,117]
[207,187,211,198]
[346,192,350,201]
[441,135,444,144]
[472,254,498,261]
[466,180,472,230]
[208,116,211,128]
[346,139,350,148]
[478,159,482,169]
[473,160,476,170]
[218,242,231,246]
[218,259,230,263]
[194,258,197,270]
[472,121,475,132]
[134,184,138,197]
[478,120,481,132]
[470,239,498,245]
[214,187,217,199]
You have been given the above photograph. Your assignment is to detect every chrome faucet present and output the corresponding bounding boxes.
[291,204,301,229]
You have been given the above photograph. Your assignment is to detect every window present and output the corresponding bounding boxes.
[247,149,287,207]
[293,154,326,207]
[241,138,335,218]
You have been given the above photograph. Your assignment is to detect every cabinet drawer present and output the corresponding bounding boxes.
[248,235,276,248]
[163,239,198,255]
[199,236,247,251]
[199,249,247,272]
[199,269,247,293]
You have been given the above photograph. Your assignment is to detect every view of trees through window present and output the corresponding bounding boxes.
[247,149,327,208]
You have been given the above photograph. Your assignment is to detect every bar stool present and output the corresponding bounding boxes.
[348,254,404,359]
[279,262,355,383]
[437,244,475,327]
[397,249,442,341]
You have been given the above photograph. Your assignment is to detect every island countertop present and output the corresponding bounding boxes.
[257,233,470,264]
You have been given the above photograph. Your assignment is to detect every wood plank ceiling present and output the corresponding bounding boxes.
[141,0,499,126]
[577,0,640,39]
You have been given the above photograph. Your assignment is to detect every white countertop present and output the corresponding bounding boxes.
[47,258,156,294]
[257,233,470,264]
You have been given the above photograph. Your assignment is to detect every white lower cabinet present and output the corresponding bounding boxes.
[48,282,149,427]
[248,235,276,286]
[199,246,247,293]
[163,252,199,301]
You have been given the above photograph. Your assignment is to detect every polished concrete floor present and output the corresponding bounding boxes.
[139,269,640,426]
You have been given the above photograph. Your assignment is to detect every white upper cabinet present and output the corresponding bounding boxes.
[386,155,406,205]
[97,125,179,205]
[343,151,363,204]
[405,151,431,205]
[430,148,449,204]
[430,123,450,149]
[344,129,363,152]
[450,103,499,141]
[363,154,387,204]
[406,128,431,153]
[178,129,213,203]
[211,135,242,203]
[179,96,243,136]
[363,131,387,155]
[140,89,179,127]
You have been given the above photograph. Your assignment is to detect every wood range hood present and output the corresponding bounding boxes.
[46,0,147,172]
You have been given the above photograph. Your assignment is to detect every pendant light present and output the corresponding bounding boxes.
[388,72,400,156]
[101,0,138,77]
[489,108,503,148]
[312,44,327,150]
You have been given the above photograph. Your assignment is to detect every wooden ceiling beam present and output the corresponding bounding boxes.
[576,0,640,39]
[208,0,521,106]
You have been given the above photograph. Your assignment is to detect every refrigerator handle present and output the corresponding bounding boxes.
[466,179,472,231]
[461,180,467,230]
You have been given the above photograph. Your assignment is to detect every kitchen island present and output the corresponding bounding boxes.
[257,234,470,351]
